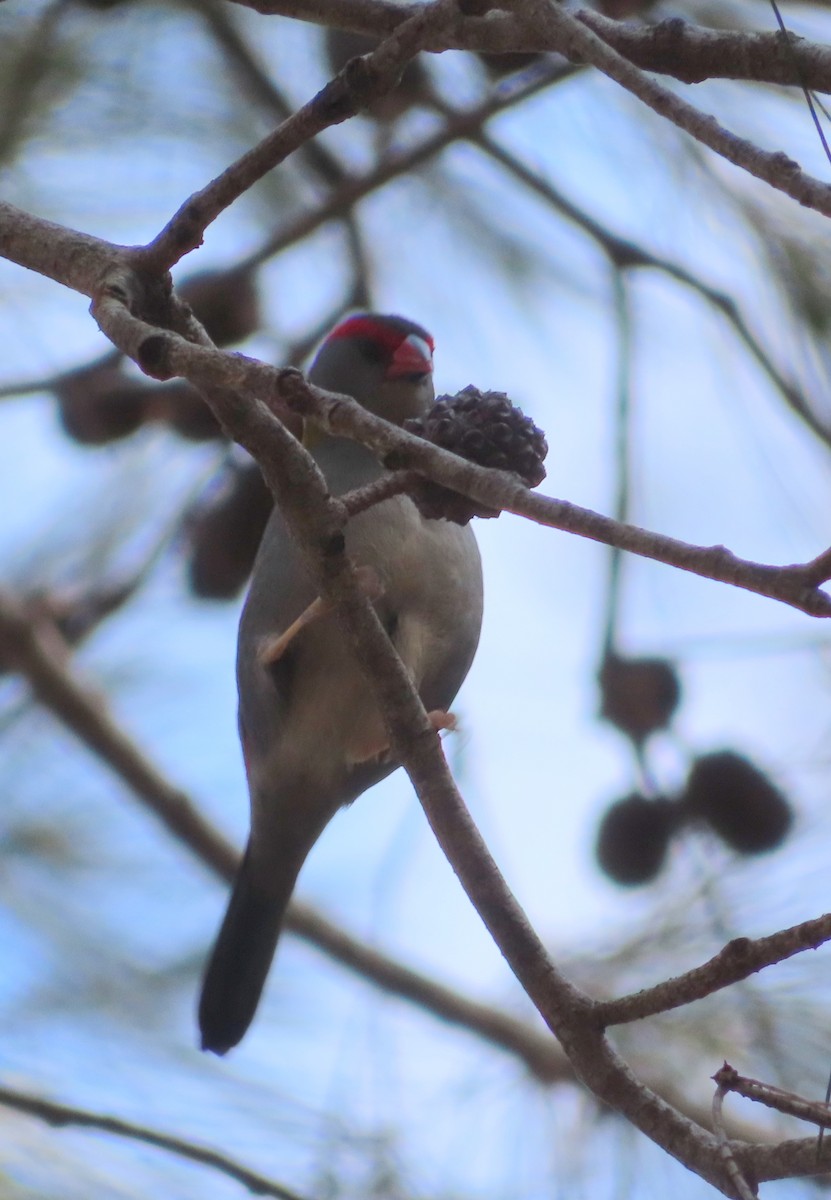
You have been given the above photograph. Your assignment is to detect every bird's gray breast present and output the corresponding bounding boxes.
[236,437,482,788]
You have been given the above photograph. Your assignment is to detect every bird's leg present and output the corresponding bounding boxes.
[257,597,330,666]
[257,566,385,667]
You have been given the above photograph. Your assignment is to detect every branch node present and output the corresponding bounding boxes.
[650,18,704,84]
[315,76,360,123]
[769,149,801,176]
[722,936,753,963]
[277,368,311,414]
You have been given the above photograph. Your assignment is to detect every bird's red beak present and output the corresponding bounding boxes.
[386,333,433,379]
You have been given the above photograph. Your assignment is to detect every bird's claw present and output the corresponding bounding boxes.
[427,709,457,734]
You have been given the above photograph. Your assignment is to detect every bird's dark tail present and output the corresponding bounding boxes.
[198,844,299,1055]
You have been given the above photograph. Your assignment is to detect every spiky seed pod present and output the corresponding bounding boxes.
[598,653,681,745]
[188,463,273,600]
[403,386,548,525]
[595,793,677,886]
[146,381,224,442]
[179,270,260,348]
[680,750,793,854]
[55,366,148,445]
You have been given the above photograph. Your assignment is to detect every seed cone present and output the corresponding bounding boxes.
[188,463,273,600]
[403,386,548,524]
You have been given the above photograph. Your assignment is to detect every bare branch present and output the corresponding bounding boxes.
[502,0,831,220]
[226,0,831,95]
[87,304,830,618]
[712,1081,757,1200]
[240,58,578,269]
[597,913,831,1026]
[468,132,831,453]
[0,1084,308,1200]
[0,199,130,298]
[0,587,786,1144]
[142,1,456,268]
[580,11,831,94]
[715,1064,831,1129]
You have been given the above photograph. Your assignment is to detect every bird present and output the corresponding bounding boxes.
[198,313,484,1054]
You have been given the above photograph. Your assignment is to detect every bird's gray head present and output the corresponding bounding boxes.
[308,313,435,429]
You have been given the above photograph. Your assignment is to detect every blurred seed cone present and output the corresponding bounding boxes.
[680,750,793,854]
[598,653,681,746]
[145,381,224,442]
[178,270,260,348]
[55,365,148,445]
[596,793,677,885]
[188,462,273,600]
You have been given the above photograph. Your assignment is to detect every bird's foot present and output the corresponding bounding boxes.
[347,711,455,766]
[427,709,457,734]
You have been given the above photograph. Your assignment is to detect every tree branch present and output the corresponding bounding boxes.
[0,587,786,1144]
[225,0,831,95]
[597,913,831,1026]
[83,292,831,618]
[0,590,573,1083]
[142,0,456,268]
[0,1084,308,1200]
[503,0,831,221]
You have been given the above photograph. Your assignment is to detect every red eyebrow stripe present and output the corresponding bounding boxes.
[327,315,435,354]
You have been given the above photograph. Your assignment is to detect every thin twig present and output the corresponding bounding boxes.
[596,913,831,1026]
[339,470,421,517]
[143,1,456,268]
[715,1063,831,1129]
[0,1084,308,1200]
[711,1081,758,1200]
[470,129,831,453]
[240,57,577,271]
[506,0,831,220]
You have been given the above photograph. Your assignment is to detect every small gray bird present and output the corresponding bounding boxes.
[199,314,483,1054]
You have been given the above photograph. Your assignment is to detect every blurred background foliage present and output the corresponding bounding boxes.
[3,0,831,1196]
